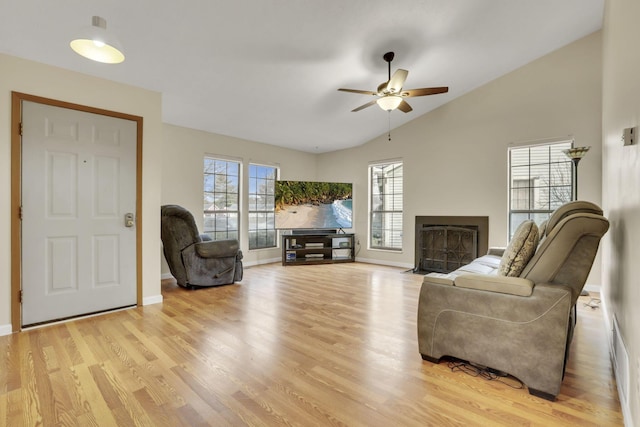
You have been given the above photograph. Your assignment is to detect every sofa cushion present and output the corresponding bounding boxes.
[473,254,502,269]
[457,261,497,275]
[498,220,539,277]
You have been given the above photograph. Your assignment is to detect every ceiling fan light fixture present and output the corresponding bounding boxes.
[338,51,447,114]
[377,96,402,111]
[70,16,125,64]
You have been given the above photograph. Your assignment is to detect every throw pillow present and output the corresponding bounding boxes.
[498,220,539,277]
[538,220,548,238]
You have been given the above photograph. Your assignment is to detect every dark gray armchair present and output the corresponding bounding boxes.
[417,201,609,400]
[161,204,243,289]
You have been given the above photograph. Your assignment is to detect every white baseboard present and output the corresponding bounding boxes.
[600,294,634,427]
[161,257,280,280]
[583,283,601,293]
[143,295,163,306]
[354,257,414,270]
[244,257,281,267]
[0,324,12,337]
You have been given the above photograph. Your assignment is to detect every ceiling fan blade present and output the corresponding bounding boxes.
[386,69,408,93]
[338,88,378,96]
[351,100,377,112]
[397,100,413,113]
[401,86,449,97]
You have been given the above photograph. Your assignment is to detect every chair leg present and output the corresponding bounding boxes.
[528,388,556,401]
[421,354,440,364]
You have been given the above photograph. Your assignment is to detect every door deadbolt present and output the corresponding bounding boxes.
[125,213,135,227]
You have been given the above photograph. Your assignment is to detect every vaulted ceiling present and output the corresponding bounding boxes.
[0,1,604,152]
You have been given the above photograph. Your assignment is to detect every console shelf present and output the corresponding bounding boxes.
[281,233,355,266]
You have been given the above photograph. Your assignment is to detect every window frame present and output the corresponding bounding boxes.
[203,155,241,241]
[368,160,404,251]
[508,139,574,239]
[248,163,279,250]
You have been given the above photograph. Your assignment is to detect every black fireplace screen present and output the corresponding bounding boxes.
[419,225,478,273]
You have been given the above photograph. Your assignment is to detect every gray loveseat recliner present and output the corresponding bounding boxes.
[417,201,609,400]
[161,204,243,289]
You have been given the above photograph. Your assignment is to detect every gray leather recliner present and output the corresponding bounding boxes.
[161,204,243,289]
[417,201,609,400]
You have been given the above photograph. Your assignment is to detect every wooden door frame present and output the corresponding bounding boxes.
[10,92,144,332]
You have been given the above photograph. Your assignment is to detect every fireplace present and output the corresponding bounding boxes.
[415,216,489,274]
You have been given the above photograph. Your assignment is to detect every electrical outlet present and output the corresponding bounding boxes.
[623,126,637,146]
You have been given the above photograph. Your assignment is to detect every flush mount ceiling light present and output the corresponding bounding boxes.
[70,16,125,64]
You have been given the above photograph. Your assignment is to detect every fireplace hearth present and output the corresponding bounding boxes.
[415,216,489,274]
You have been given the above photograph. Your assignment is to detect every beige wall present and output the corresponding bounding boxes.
[602,0,640,424]
[0,54,163,332]
[161,123,318,271]
[0,30,606,336]
[318,32,603,283]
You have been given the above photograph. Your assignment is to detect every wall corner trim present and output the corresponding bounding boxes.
[143,295,163,306]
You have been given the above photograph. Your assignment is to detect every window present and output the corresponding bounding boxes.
[203,157,240,240]
[248,164,278,250]
[508,140,573,238]
[369,161,403,250]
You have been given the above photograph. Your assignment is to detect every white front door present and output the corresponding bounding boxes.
[21,101,138,326]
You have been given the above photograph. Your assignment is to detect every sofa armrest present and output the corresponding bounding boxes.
[423,272,455,286]
[193,239,239,258]
[454,273,534,296]
[487,247,506,257]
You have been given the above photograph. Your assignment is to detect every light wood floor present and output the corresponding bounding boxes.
[0,262,624,426]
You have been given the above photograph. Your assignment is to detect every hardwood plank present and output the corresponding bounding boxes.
[15,332,43,426]
[1,389,24,427]
[0,262,624,426]
[73,363,119,425]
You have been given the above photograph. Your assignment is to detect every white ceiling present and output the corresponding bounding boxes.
[0,1,604,153]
